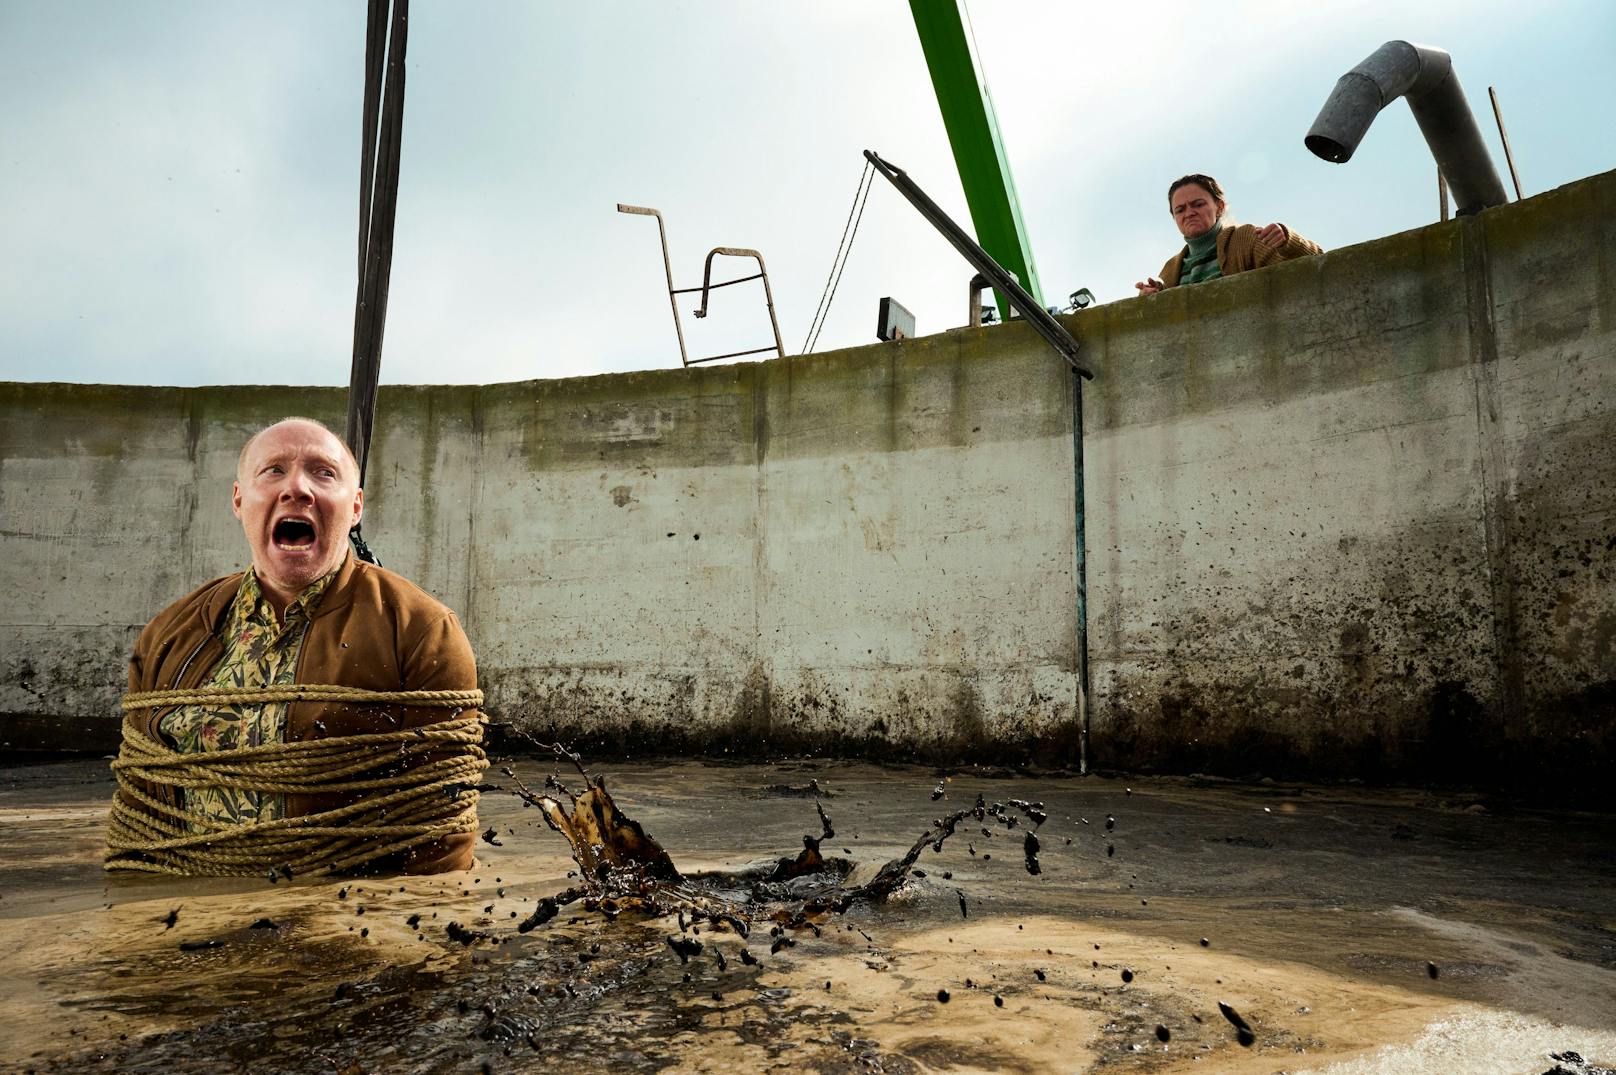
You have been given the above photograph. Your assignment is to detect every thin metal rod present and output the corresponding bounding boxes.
[1072,366,1090,775]
[1488,86,1524,201]
[863,149,1091,379]
[685,345,779,364]
[692,248,784,367]
[1439,168,1449,221]
[757,256,786,360]
[670,273,763,294]
[619,210,784,366]
[617,204,689,367]
[968,273,990,328]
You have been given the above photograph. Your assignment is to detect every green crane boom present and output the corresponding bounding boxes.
[908,0,1043,318]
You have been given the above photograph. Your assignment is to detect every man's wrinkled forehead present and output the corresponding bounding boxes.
[237,419,360,484]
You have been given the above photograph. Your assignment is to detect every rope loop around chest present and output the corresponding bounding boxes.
[106,684,487,878]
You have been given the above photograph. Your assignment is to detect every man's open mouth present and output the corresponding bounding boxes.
[272,517,318,550]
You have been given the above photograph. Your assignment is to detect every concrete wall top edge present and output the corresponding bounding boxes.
[4,169,1607,402]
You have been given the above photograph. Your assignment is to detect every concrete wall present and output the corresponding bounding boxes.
[1082,172,1615,787]
[3,170,1611,788]
[1,337,1080,763]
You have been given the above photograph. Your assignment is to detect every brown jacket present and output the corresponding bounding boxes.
[1159,222,1323,288]
[124,554,481,873]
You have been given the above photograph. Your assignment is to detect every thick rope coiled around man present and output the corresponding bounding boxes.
[106,685,486,878]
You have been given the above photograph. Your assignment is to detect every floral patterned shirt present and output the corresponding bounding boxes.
[159,565,338,829]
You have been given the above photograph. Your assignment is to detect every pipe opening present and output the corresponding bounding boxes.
[1304,135,1351,164]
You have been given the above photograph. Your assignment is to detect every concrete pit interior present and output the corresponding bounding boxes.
[2,172,1613,1072]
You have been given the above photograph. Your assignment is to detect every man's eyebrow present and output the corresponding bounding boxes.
[254,450,343,472]
[305,452,348,474]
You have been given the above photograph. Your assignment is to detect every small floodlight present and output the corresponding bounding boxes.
[877,297,916,342]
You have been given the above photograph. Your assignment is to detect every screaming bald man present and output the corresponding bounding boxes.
[111,417,482,875]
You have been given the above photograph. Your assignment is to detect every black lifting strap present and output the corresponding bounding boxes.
[345,0,409,567]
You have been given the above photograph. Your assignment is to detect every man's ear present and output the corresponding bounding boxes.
[232,481,243,519]
[351,487,364,529]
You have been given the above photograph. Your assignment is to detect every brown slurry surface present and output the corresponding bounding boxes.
[1,757,1613,1073]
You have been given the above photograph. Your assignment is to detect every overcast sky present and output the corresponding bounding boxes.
[2,1,1611,388]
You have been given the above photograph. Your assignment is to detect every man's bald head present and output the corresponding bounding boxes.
[237,418,360,486]
[233,417,365,614]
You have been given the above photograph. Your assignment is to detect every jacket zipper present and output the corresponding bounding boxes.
[149,633,214,735]
[171,634,212,689]
[142,631,215,809]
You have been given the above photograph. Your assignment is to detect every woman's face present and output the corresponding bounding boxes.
[1171,184,1223,240]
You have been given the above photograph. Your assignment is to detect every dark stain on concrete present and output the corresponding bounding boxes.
[1420,680,1496,786]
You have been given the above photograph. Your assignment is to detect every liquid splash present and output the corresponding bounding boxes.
[496,742,1033,941]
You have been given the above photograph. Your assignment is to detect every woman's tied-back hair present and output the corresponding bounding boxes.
[1168,174,1226,206]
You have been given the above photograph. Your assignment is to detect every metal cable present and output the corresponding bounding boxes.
[801,159,874,355]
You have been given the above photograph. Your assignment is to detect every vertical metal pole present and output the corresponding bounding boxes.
[1072,367,1090,774]
[909,0,1044,318]
[757,262,786,361]
[1487,86,1525,201]
[649,212,688,366]
[1439,168,1449,221]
